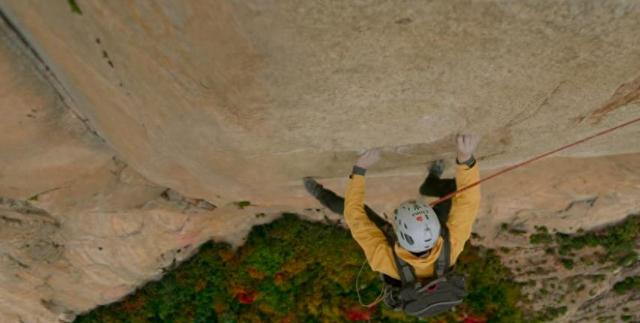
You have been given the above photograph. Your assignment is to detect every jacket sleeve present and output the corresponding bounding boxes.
[447,163,481,264]
[344,174,397,278]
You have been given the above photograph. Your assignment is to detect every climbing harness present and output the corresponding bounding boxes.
[355,219,467,317]
[430,116,640,207]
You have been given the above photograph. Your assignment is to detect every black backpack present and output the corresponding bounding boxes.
[381,226,467,318]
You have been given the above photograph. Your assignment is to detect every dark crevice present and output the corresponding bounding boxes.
[0,8,47,69]
[0,196,61,227]
[562,196,598,212]
[160,189,217,212]
[0,7,105,143]
[0,214,23,224]
[6,254,30,269]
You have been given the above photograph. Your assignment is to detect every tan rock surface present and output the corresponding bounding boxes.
[1,0,639,205]
[0,1,638,322]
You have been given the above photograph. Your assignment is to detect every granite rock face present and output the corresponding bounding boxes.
[1,0,639,204]
[0,1,638,322]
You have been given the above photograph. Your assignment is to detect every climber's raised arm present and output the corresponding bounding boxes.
[344,149,396,276]
[447,134,482,263]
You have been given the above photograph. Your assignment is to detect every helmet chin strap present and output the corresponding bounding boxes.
[410,249,431,258]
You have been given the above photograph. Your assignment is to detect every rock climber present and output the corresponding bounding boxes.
[303,134,481,282]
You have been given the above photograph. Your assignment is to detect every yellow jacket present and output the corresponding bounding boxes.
[344,163,480,280]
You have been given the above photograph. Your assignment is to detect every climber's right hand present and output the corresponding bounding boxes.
[456,133,480,163]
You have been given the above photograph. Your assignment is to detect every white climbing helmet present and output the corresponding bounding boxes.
[393,200,441,253]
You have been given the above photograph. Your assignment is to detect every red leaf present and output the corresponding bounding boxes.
[235,289,257,304]
[345,306,375,321]
[274,271,286,284]
[463,316,487,323]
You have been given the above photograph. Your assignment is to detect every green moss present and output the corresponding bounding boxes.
[560,258,574,270]
[67,0,82,14]
[233,200,252,209]
[74,214,541,322]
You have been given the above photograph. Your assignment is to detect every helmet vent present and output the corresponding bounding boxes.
[405,234,414,245]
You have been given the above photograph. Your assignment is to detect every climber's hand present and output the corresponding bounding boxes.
[456,133,480,163]
[355,149,381,169]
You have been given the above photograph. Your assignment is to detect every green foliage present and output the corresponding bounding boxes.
[530,226,553,245]
[76,214,532,322]
[67,0,82,14]
[554,215,640,264]
[617,251,638,267]
[75,241,232,322]
[454,247,525,322]
[613,276,640,294]
[532,215,640,270]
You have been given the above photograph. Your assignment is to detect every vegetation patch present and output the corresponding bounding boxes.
[76,214,538,322]
[560,258,574,270]
[529,226,553,245]
[67,0,82,14]
[233,200,252,209]
[613,276,640,294]
[554,215,640,265]
[527,215,640,270]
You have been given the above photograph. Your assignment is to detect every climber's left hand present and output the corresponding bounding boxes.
[355,149,381,169]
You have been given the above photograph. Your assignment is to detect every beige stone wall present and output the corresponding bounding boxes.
[1,1,638,205]
[0,1,638,322]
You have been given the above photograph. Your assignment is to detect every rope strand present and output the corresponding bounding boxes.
[430,116,640,207]
[356,259,385,308]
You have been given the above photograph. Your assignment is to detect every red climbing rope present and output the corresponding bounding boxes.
[430,116,640,207]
